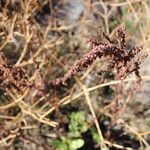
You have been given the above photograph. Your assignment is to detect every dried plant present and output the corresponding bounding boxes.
[0,1,149,149]
[0,26,144,90]
[0,53,45,92]
[0,53,31,89]
[51,26,145,86]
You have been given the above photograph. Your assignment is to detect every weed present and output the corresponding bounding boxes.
[0,1,149,150]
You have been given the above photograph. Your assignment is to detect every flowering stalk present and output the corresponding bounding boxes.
[51,26,145,86]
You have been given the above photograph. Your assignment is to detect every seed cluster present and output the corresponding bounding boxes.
[51,26,145,86]
[0,54,31,89]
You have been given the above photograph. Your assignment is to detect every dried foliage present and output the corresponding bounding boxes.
[0,26,145,90]
[0,53,31,89]
[0,0,149,150]
[51,26,145,86]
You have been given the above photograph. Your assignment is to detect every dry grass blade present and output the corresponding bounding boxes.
[79,81,105,149]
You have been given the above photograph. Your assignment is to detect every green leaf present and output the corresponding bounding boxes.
[70,112,86,123]
[90,128,101,143]
[68,131,81,138]
[69,111,88,134]
[51,139,68,150]
[69,139,84,150]
[80,122,88,133]
[69,121,78,132]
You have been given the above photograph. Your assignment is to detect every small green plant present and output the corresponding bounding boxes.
[51,111,88,150]
[68,111,88,137]
[52,111,110,150]
[52,137,84,150]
